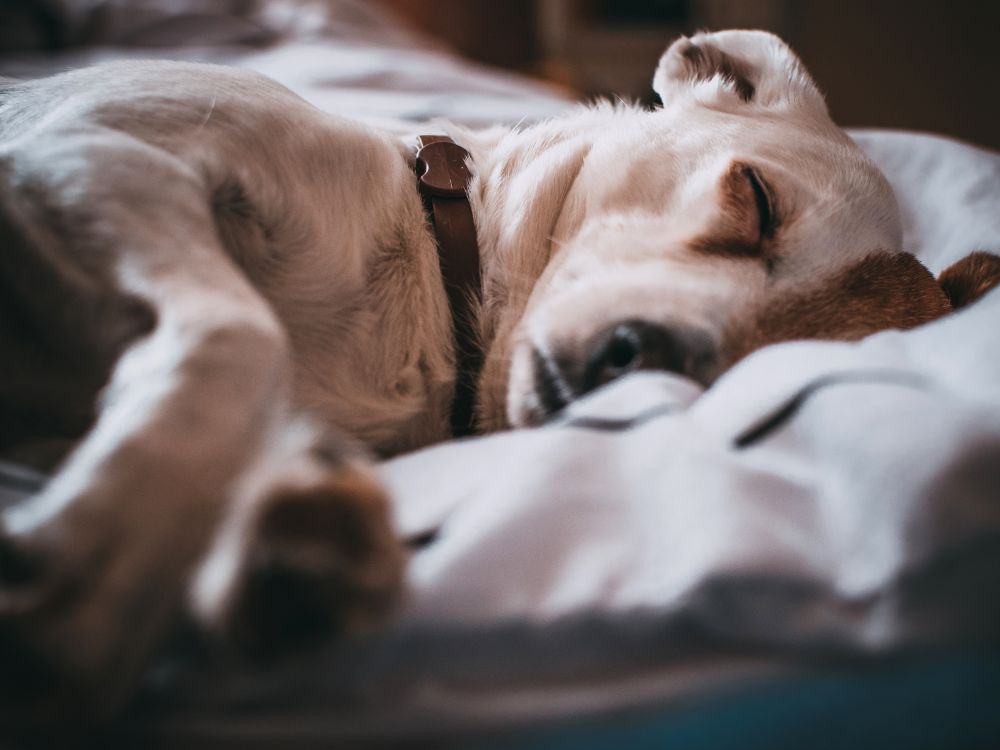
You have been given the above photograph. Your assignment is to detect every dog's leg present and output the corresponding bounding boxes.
[189,420,404,658]
[0,135,402,718]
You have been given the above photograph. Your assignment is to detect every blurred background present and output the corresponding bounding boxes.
[380,0,1000,150]
[2,0,998,148]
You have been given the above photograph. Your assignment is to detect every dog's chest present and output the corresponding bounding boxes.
[238,191,456,455]
[283,265,455,454]
[202,112,461,454]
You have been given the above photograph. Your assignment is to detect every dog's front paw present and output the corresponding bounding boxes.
[193,459,405,658]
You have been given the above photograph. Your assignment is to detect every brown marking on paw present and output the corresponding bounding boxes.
[225,465,404,658]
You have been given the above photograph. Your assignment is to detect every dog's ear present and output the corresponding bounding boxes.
[653,30,826,114]
[937,251,1000,310]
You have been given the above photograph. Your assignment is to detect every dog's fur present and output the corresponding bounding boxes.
[0,30,996,716]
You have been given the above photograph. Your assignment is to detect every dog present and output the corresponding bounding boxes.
[1,29,998,718]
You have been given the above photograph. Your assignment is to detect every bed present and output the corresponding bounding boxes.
[2,1,999,747]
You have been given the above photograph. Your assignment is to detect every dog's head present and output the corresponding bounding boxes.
[502,30,953,427]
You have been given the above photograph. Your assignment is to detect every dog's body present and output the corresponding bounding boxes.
[1,31,996,715]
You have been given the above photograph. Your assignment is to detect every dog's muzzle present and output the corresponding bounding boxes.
[531,319,716,418]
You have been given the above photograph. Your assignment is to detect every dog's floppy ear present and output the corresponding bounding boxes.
[937,251,1000,310]
[653,30,826,114]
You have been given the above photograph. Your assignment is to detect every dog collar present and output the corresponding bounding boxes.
[415,135,483,437]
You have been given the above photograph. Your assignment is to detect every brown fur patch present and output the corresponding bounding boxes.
[259,467,395,566]
[679,41,756,102]
[689,162,773,259]
[225,465,403,655]
[731,252,951,361]
[937,251,1000,309]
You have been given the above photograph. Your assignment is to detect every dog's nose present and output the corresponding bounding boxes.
[532,320,714,418]
[583,319,710,391]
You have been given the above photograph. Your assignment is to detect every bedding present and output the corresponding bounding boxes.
[1,1,999,746]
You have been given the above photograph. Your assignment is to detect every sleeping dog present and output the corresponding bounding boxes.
[1,30,997,716]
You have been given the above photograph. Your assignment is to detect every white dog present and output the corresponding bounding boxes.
[0,30,992,716]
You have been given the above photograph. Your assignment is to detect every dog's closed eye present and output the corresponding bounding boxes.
[744,166,777,242]
[690,161,780,260]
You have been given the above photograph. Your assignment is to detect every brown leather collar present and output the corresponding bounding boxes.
[415,135,483,437]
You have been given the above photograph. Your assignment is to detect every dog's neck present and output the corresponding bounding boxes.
[441,110,615,431]
[414,135,483,437]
